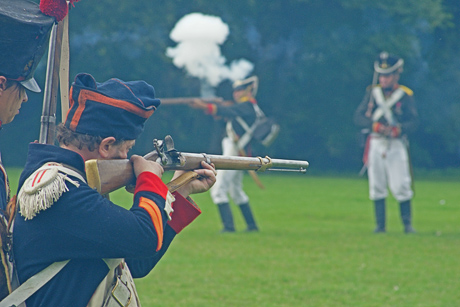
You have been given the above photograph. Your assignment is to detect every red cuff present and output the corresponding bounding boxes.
[134,172,169,200]
[205,104,217,115]
[372,122,384,133]
[167,192,202,234]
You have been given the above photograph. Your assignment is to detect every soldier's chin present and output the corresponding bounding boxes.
[6,114,17,124]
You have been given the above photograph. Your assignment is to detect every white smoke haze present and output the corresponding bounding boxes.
[166,12,254,88]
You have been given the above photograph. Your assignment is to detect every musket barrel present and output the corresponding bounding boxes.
[39,23,58,144]
[158,97,195,105]
[175,153,309,172]
[269,158,309,171]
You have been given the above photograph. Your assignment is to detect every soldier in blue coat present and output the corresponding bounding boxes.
[0,0,55,212]
[12,73,216,306]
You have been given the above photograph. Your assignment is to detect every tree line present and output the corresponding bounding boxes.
[1,0,458,173]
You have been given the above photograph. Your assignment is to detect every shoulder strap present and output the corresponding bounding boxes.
[1,259,122,307]
[234,117,259,149]
[238,104,267,148]
[0,260,70,307]
[229,104,266,150]
[252,104,265,118]
[0,162,11,209]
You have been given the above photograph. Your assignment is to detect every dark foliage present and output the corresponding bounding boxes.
[1,0,458,172]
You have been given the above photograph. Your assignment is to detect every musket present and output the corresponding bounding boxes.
[86,135,309,195]
[159,97,233,106]
[39,20,65,144]
[360,69,379,175]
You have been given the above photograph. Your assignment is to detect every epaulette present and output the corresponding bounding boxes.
[18,163,85,220]
[398,85,413,96]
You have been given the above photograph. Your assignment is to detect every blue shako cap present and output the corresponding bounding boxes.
[374,51,404,75]
[64,73,161,140]
[0,0,55,92]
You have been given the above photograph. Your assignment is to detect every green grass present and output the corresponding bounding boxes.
[6,169,460,306]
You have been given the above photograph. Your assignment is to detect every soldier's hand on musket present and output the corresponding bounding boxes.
[130,155,164,178]
[211,97,224,104]
[373,122,400,138]
[387,125,401,138]
[172,161,217,198]
[190,98,208,110]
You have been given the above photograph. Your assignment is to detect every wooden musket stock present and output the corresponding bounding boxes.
[86,153,309,195]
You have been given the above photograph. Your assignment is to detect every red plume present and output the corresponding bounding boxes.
[40,0,69,22]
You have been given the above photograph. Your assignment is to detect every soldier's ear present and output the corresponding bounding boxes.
[0,76,7,93]
[98,137,117,158]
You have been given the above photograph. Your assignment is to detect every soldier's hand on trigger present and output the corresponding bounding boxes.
[130,155,164,178]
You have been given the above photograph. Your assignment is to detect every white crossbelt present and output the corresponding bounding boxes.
[0,260,70,307]
[371,87,405,125]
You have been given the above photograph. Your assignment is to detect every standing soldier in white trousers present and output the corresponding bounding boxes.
[354,52,419,234]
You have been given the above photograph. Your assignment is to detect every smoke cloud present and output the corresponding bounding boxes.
[166,12,254,88]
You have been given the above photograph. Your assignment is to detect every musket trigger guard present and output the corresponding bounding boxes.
[256,156,272,172]
[201,153,211,165]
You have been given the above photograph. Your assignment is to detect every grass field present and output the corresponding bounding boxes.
[7,169,460,306]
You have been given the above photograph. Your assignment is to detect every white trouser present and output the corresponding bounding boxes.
[210,137,249,205]
[367,136,413,202]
